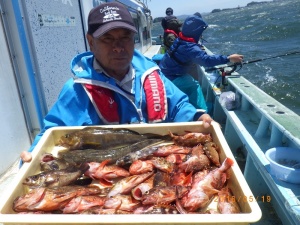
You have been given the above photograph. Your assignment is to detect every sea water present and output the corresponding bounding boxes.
[151,0,300,115]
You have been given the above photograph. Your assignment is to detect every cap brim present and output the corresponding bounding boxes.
[92,21,138,38]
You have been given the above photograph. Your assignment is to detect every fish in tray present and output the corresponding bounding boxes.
[115,142,175,166]
[131,174,155,200]
[84,159,130,181]
[62,195,107,214]
[108,172,154,197]
[58,139,165,164]
[134,204,179,214]
[170,131,213,147]
[12,129,242,215]
[40,153,75,171]
[104,194,141,212]
[13,185,108,212]
[141,185,177,205]
[22,163,89,188]
[217,187,241,214]
[181,157,234,212]
[79,207,131,214]
[203,142,221,167]
[57,127,164,150]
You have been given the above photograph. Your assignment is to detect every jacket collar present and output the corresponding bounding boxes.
[179,32,196,43]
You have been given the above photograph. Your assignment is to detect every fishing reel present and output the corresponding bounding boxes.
[205,62,243,74]
[206,63,243,87]
[221,63,242,75]
[219,63,243,85]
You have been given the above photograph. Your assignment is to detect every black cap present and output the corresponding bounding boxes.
[87,2,137,38]
[166,7,173,15]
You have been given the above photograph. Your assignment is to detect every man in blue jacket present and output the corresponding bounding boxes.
[21,2,212,163]
[159,14,244,110]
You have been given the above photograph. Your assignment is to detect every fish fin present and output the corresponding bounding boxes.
[99,178,114,187]
[100,159,111,169]
[79,163,90,173]
[183,172,193,186]
[202,185,219,195]
[224,157,234,167]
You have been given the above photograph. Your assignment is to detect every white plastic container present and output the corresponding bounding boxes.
[265,147,300,184]
[0,122,262,225]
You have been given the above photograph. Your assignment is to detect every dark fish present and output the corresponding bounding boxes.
[115,142,171,167]
[57,127,162,150]
[40,153,74,171]
[22,163,89,188]
[58,139,164,164]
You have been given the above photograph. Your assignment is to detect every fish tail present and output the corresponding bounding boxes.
[220,157,234,171]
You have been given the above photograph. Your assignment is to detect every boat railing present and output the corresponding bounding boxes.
[198,59,300,225]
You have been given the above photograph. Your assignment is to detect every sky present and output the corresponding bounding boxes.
[145,0,273,18]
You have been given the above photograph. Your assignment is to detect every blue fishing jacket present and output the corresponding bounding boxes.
[159,38,229,80]
[27,50,197,152]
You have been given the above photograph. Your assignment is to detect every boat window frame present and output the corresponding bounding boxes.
[130,12,140,44]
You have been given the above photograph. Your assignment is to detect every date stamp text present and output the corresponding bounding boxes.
[215,195,272,203]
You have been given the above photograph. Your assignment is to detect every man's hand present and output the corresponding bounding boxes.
[228,54,244,64]
[197,113,213,128]
[20,151,32,163]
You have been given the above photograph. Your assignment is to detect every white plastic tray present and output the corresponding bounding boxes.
[0,122,262,225]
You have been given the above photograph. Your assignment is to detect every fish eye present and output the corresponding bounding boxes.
[64,134,70,138]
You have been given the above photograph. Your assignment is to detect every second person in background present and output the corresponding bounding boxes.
[161,7,182,51]
[159,14,243,111]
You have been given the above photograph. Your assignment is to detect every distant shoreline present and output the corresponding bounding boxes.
[153,1,273,22]
[211,1,271,13]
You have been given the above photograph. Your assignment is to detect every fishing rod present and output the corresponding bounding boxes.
[206,50,300,74]
[241,50,300,65]
[205,50,300,86]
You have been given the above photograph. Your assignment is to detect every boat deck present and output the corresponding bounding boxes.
[200,70,300,225]
[143,44,162,59]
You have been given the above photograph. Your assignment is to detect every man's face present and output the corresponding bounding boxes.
[87,28,135,80]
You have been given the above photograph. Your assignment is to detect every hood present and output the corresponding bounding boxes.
[71,51,95,79]
[181,15,208,42]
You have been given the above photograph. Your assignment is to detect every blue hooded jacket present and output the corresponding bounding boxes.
[182,15,208,43]
[27,50,197,153]
[159,14,229,80]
